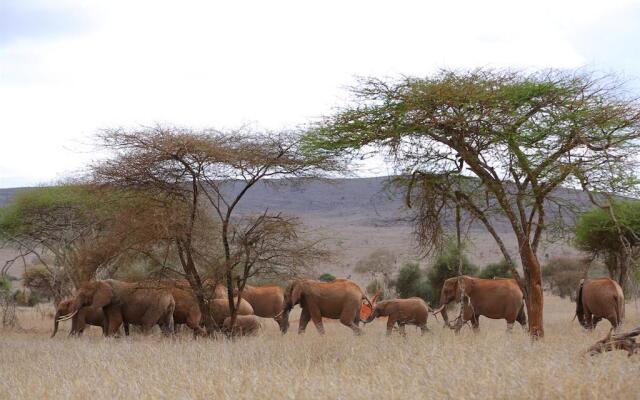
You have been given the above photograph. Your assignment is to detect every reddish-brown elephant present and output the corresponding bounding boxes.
[576,278,624,330]
[283,278,369,335]
[236,285,289,333]
[223,315,261,337]
[52,299,111,337]
[433,276,526,332]
[364,297,431,336]
[63,279,175,336]
[210,298,254,328]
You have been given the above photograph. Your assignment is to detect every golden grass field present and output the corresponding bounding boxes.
[1,295,639,400]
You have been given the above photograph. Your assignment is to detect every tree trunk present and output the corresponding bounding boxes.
[520,243,544,338]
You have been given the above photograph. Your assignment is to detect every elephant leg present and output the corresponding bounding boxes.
[398,323,407,337]
[69,314,79,337]
[386,316,397,336]
[339,309,361,335]
[506,322,514,332]
[419,324,429,335]
[105,308,123,337]
[298,308,311,334]
[75,311,87,336]
[309,306,325,335]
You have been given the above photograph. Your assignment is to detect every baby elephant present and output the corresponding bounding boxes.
[364,297,431,336]
[222,315,261,337]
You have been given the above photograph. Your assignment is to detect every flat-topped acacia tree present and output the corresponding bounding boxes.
[92,126,338,332]
[303,70,640,337]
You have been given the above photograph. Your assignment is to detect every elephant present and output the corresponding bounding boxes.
[433,276,526,332]
[167,286,207,337]
[363,297,431,336]
[283,278,369,335]
[222,315,261,337]
[52,298,110,337]
[576,278,624,330]
[236,285,289,333]
[64,279,175,336]
[210,298,254,328]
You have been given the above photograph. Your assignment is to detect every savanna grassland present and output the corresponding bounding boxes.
[1,296,639,400]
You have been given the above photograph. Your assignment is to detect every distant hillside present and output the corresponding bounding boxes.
[0,177,593,283]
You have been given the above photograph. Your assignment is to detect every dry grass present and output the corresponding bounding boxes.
[1,296,639,399]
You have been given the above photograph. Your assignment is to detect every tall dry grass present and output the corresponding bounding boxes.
[1,296,639,399]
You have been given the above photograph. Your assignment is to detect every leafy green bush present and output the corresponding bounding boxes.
[479,259,512,279]
[391,261,434,303]
[0,276,11,294]
[426,243,478,300]
[318,273,336,282]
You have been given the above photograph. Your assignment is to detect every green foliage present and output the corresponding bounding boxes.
[542,256,586,300]
[0,276,11,294]
[318,273,336,282]
[426,243,478,299]
[575,201,640,254]
[391,261,434,303]
[479,259,512,279]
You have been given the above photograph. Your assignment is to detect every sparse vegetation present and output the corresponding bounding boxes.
[426,243,478,300]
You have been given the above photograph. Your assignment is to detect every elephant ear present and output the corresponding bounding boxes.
[92,281,114,309]
[290,282,304,306]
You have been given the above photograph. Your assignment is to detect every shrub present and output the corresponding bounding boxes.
[479,259,512,279]
[542,256,587,300]
[12,290,41,307]
[426,243,478,300]
[391,261,435,303]
[0,276,10,295]
[318,273,336,282]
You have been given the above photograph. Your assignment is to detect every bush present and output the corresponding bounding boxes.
[0,276,10,295]
[542,256,587,300]
[479,259,512,279]
[12,289,41,307]
[390,261,435,303]
[426,243,478,300]
[318,273,336,282]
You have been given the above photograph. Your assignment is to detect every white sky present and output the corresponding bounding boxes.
[2,0,640,187]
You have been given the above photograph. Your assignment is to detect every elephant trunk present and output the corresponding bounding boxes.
[363,309,378,324]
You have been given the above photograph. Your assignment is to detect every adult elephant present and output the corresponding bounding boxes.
[61,279,175,336]
[576,278,624,330]
[283,278,369,335]
[52,299,112,337]
[433,276,526,332]
[167,286,207,337]
[236,285,289,333]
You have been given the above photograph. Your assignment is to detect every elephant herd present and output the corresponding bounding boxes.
[52,275,626,339]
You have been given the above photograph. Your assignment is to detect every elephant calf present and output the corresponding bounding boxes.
[211,298,254,328]
[576,278,625,330]
[222,315,261,337]
[364,297,431,336]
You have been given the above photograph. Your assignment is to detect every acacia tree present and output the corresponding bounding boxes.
[92,126,336,332]
[0,185,158,303]
[304,70,640,337]
[575,201,640,287]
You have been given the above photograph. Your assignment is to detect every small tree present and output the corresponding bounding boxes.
[575,201,640,288]
[542,256,588,300]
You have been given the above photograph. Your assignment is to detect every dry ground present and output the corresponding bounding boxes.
[1,296,640,399]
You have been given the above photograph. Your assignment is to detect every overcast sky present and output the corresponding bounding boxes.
[1,0,640,188]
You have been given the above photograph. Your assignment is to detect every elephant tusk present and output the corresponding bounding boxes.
[57,310,78,321]
[431,304,447,315]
